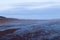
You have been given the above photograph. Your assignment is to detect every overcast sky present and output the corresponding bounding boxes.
[0,0,60,19]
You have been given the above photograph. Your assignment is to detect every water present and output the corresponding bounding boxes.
[0,19,60,40]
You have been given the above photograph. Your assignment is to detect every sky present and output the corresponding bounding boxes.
[0,0,60,19]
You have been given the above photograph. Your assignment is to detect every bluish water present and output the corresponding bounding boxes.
[0,20,60,40]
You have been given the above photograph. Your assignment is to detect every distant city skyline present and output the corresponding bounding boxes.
[0,0,60,19]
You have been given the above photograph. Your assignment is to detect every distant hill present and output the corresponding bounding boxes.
[0,16,6,19]
[0,16,19,23]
